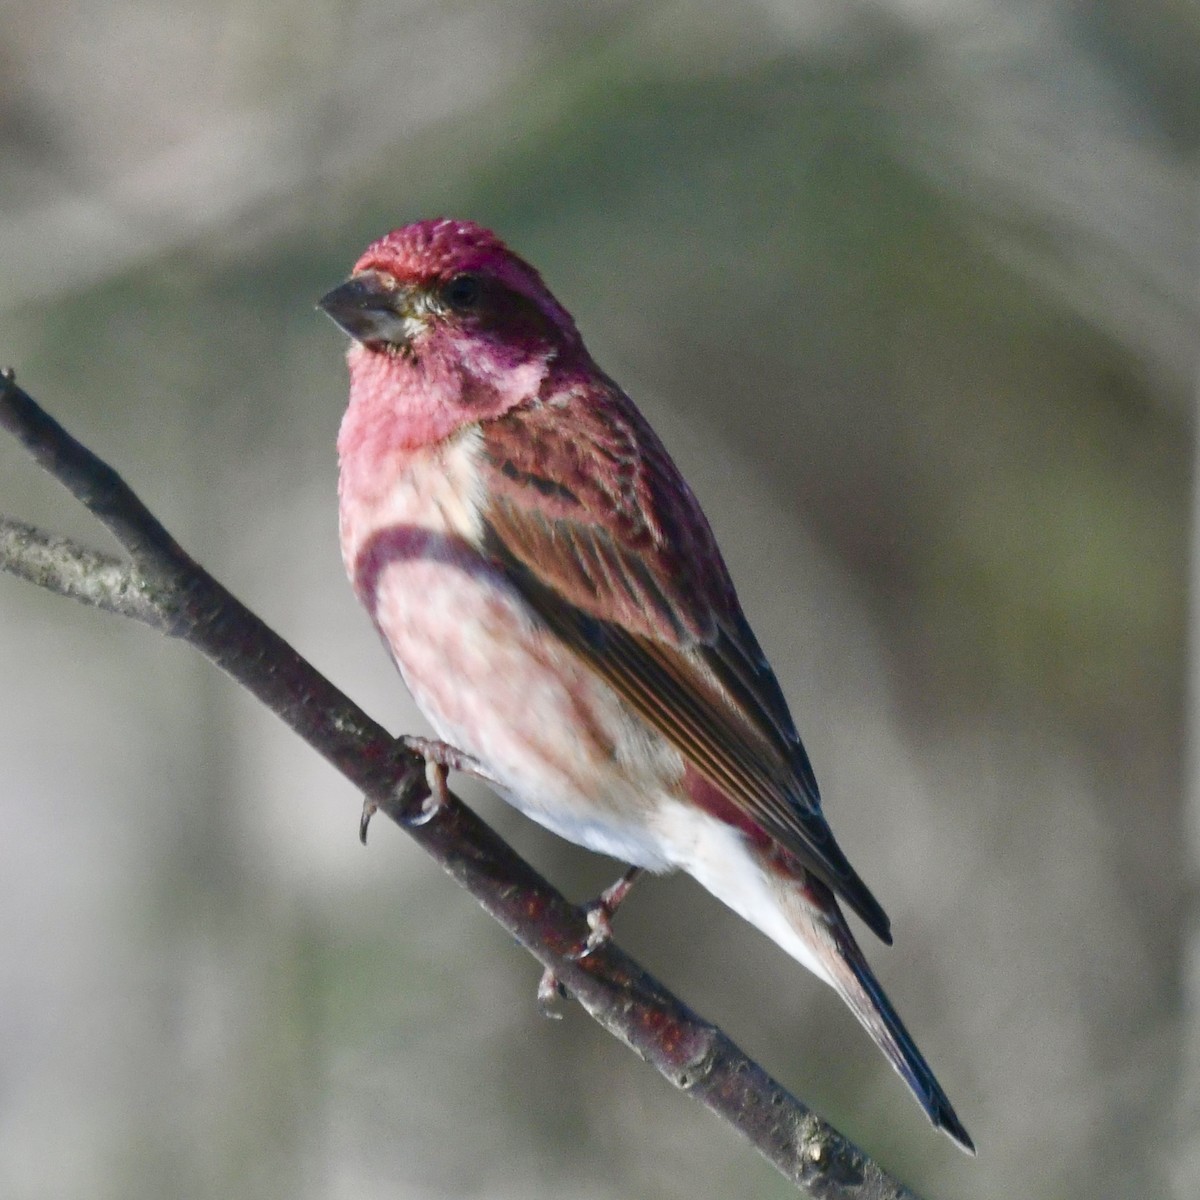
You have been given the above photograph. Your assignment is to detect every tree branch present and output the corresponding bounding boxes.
[0,367,928,1200]
[0,516,166,627]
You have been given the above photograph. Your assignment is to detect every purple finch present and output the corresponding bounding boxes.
[320,218,973,1152]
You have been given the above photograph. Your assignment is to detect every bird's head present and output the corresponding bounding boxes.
[321,219,584,448]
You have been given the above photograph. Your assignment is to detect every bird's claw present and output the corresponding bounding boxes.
[406,759,450,827]
[570,865,644,960]
[359,754,453,843]
[537,968,566,1018]
[570,905,615,960]
[359,796,378,845]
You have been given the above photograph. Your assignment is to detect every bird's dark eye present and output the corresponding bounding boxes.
[443,273,482,312]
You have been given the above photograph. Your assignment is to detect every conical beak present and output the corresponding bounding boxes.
[317,271,412,347]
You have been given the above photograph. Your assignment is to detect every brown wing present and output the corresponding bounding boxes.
[478,382,891,944]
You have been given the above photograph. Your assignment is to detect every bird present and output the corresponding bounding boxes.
[319,217,973,1152]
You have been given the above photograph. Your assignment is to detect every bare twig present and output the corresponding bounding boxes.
[0,368,928,1200]
[0,517,165,627]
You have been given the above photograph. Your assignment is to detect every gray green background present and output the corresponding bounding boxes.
[0,2,1194,1198]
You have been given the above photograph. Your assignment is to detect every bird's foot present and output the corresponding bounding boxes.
[534,867,643,1015]
[359,752,456,844]
[569,866,643,960]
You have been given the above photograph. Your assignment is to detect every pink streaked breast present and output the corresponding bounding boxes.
[337,423,685,867]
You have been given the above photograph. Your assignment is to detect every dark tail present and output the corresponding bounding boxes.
[825,908,975,1153]
[765,864,975,1153]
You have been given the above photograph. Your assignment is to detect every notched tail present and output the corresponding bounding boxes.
[831,917,975,1153]
[773,870,975,1154]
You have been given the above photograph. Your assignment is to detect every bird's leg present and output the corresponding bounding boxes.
[536,866,644,1016]
[573,865,644,958]
[402,735,497,784]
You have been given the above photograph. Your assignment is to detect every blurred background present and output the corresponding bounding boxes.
[0,2,1194,1198]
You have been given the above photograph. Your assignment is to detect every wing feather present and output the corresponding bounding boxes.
[479,385,890,943]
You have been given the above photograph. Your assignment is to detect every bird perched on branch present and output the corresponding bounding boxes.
[320,218,972,1153]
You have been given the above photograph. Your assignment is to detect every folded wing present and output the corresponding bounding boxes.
[478,383,891,944]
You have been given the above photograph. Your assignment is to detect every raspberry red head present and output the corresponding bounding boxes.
[320,218,587,451]
[346,218,580,345]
